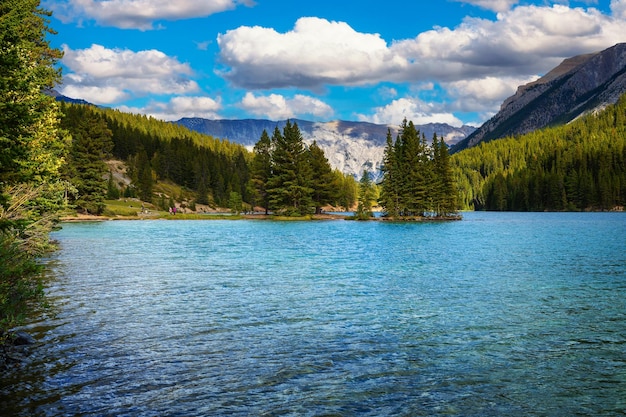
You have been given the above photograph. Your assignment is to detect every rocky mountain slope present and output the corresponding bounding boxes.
[176,118,475,177]
[452,43,626,153]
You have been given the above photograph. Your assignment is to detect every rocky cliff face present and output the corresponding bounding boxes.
[452,43,626,153]
[176,118,475,177]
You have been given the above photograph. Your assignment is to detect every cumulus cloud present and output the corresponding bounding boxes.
[47,0,254,30]
[392,4,624,81]
[217,17,406,89]
[119,96,223,121]
[453,0,519,13]
[217,5,626,91]
[612,0,626,18]
[358,98,464,127]
[240,92,333,120]
[444,75,539,112]
[60,44,199,105]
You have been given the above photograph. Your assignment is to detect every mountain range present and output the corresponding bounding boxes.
[175,118,476,177]
[452,42,626,153]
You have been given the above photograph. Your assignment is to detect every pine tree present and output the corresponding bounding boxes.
[403,122,431,216]
[432,134,458,216]
[61,109,114,214]
[356,169,375,219]
[308,140,334,214]
[331,169,357,211]
[267,121,313,215]
[379,129,401,217]
[251,129,272,214]
[106,172,120,200]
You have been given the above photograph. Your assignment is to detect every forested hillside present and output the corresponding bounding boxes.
[59,103,252,212]
[453,94,626,211]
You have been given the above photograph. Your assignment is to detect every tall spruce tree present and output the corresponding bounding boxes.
[61,106,114,214]
[251,129,273,214]
[432,134,457,216]
[308,140,334,214]
[379,129,401,217]
[399,119,429,216]
[356,169,375,219]
[267,121,313,215]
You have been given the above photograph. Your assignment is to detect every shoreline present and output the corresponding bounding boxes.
[59,212,464,222]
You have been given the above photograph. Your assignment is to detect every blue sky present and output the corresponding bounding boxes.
[45,0,626,126]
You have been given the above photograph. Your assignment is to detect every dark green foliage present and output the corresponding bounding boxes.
[0,1,67,338]
[379,129,401,217]
[130,150,153,203]
[59,103,252,208]
[431,134,458,216]
[266,121,314,216]
[355,169,375,219]
[250,130,272,213]
[251,123,356,216]
[379,119,459,218]
[308,140,335,214]
[453,94,626,211]
[60,104,113,214]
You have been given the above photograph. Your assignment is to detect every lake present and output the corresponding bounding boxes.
[1,212,625,416]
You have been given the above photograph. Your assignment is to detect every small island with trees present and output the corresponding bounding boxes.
[248,118,460,221]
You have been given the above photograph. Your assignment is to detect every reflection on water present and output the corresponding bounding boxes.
[1,212,625,416]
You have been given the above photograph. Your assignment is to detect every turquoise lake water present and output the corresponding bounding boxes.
[1,212,625,416]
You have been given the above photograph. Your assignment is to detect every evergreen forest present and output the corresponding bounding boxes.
[378,119,459,219]
[58,103,252,213]
[452,94,626,211]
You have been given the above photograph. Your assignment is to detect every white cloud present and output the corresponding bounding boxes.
[218,17,406,89]
[453,0,519,13]
[378,86,399,100]
[60,44,199,105]
[195,40,212,51]
[612,0,626,18]
[218,6,626,92]
[61,85,129,104]
[118,96,223,121]
[444,75,539,112]
[47,0,254,30]
[358,98,464,127]
[240,92,333,120]
[393,4,624,81]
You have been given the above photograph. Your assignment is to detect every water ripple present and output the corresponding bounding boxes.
[1,212,625,416]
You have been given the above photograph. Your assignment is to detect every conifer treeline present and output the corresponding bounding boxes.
[452,94,626,211]
[378,119,458,218]
[59,103,251,211]
[250,120,357,216]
